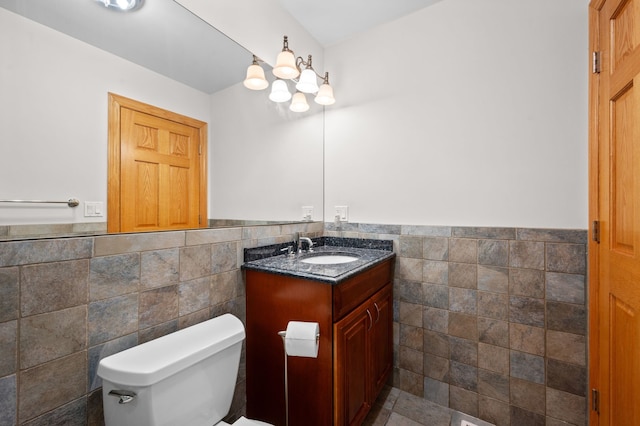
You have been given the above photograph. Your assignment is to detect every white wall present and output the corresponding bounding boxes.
[0,8,210,225]
[209,83,324,222]
[324,0,589,229]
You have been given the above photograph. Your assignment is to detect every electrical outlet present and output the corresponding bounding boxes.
[460,420,478,426]
[301,206,314,221]
[335,206,348,222]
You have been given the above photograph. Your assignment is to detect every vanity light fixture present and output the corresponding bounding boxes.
[243,35,336,111]
[95,0,143,12]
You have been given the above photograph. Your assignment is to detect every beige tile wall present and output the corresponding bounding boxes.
[0,222,322,426]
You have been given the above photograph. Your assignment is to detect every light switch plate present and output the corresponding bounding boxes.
[460,421,478,426]
[84,201,104,217]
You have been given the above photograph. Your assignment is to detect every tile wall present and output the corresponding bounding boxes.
[0,222,322,426]
[0,221,587,426]
[325,223,588,426]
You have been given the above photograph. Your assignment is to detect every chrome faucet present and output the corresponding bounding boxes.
[298,237,314,253]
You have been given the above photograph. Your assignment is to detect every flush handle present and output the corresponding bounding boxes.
[108,389,136,404]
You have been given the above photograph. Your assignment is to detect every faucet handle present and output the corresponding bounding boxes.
[280,246,294,256]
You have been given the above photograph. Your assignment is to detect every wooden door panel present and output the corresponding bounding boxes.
[591,0,640,424]
[107,93,207,233]
[120,107,200,232]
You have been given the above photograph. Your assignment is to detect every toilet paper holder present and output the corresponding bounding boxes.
[277,329,320,426]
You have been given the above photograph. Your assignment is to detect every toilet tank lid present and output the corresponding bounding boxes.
[97,314,245,386]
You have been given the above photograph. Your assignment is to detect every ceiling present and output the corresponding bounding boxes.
[1,0,442,93]
[278,0,443,47]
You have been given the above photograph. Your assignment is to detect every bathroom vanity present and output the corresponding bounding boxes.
[243,238,395,426]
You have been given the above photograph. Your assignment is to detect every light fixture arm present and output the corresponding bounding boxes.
[294,55,329,81]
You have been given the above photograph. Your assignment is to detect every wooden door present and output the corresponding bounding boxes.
[107,93,207,233]
[589,0,640,424]
[334,302,370,426]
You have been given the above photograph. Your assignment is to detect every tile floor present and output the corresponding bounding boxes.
[363,387,494,426]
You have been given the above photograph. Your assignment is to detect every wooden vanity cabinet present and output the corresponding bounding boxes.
[333,284,392,426]
[245,257,394,426]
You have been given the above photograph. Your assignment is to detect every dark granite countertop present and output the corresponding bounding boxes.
[242,237,395,284]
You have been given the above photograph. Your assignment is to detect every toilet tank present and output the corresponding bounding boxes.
[97,314,246,426]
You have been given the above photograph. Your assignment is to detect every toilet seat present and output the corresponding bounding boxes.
[217,416,273,426]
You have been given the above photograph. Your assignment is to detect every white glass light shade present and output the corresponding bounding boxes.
[243,64,268,90]
[273,51,300,79]
[289,92,309,112]
[96,0,142,11]
[268,79,292,102]
[296,69,319,94]
[314,83,335,105]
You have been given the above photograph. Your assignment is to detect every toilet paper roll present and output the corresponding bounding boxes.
[285,321,319,358]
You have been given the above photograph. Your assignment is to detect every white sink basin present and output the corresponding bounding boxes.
[300,254,359,265]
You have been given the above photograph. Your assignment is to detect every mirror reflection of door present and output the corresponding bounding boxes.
[107,93,207,233]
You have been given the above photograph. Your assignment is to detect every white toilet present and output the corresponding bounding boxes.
[97,314,272,426]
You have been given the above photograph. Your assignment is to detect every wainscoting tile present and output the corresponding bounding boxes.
[88,294,138,346]
[19,352,86,422]
[477,265,509,294]
[0,320,17,376]
[400,302,423,328]
[20,306,86,369]
[450,361,478,392]
[478,343,509,375]
[211,242,238,274]
[448,312,478,341]
[509,268,545,299]
[0,375,16,426]
[516,229,587,244]
[139,319,179,344]
[545,244,586,274]
[88,333,137,391]
[450,336,477,367]
[0,267,18,322]
[423,283,448,309]
[423,330,450,358]
[449,263,477,289]
[140,248,180,290]
[546,359,587,397]
[509,241,545,270]
[424,307,449,334]
[509,296,545,328]
[179,244,211,281]
[139,285,179,329]
[449,288,477,315]
[21,260,89,317]
[22,397,87,426]
[509,377,545,415]
[423,237,449,261]
[478,291,508,320]
[423,261,448,285]
[399,346,423,375]
[90,253,140,301]
[0,238,93,267]
[423,353,450,381]
[546,331,586,366]
[449,239,477,264]
[477,239,509,267]
[545,388,586,425]
[510,405,545,426]
[449,386,478,417]
[509,323,544,356]
[477,318,509,348]
[545,272,585,304]
[478,395,510,426]
[546,301,587,335]
[400,324,424,351]
[510,351,545,384]
[179,277,210,316]
[399,236,423,259]
[452,227,516,240]
[478,369,509,402]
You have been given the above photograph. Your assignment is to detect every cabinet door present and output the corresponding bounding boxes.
[334,302,371,426]
[370,284,393,398]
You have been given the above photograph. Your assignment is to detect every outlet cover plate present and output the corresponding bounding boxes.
[460,421,478,426]
[301,206,314,221]
[335,206,348,222]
